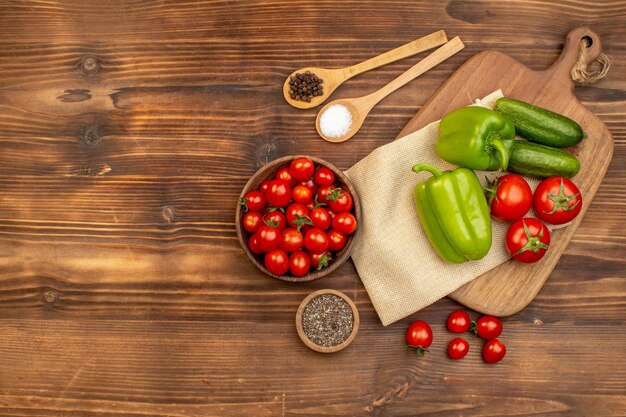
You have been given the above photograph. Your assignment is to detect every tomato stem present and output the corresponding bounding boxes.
[405,345,430,355]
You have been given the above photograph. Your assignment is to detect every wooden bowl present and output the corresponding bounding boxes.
[295,289,360,353]
[235,155,361,282]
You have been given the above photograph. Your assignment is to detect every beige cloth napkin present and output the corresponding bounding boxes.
[345,90,550,326]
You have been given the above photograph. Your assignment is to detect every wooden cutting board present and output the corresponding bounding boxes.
[396,27,614,316]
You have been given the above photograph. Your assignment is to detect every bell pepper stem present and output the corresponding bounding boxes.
[412,163,443,177]
[491,139,509,170]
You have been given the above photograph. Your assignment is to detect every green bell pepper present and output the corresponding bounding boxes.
[436,106,515,171]
[412,163,492,263]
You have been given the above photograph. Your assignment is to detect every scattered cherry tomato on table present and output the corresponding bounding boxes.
[471,315,503,340]
[484,174,532,222]
[533,176,582,225]
[505,218,550,263]
[447,310,471,333]
[405,321,433,355]
[483,339,506,363]
[448,338,469,360]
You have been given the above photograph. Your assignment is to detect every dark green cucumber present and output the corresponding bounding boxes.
[508,140,580,178]
[494,97,586,147]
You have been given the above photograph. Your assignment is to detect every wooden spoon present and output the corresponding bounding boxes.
[316,37,465,143]
[283,30,448,109]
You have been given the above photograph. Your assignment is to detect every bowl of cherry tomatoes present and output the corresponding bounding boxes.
[236,155,361,282]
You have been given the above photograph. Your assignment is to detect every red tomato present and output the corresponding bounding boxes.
[289,157,315,181]
[289,251,311,277]
[327,188,353,213]
[279,228,303,252]
[471,316,502,340]
[264,210,287,230]
[485,174,532,222]
[448,338,469,360]
[314,167,335,186]
[256,225,281,252]
[259,180,272,194]
[505,218,550,263]
[299,179,317,194]
[275,167,297,187]
[310,251,331,270]
[327,229,347,252]
[310,207,331,230]
[447,310,471,333]
[248,234,263,254]
[266,180,291,207]
[285,203,311,231]
[242,211,263,233]
[304,228,329,254]
[533,177,582,225]
[239,190,266,212]
[332,212,357,235]
[316,185,335,202]
[292,184,313,204]
[405,321,433,354]
[264,249,289,275]
[483,339,506,363]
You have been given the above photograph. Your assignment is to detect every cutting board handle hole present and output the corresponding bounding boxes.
[582,35,593,48]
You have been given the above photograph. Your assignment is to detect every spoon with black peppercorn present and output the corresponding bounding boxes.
[316,37,465,143]
[283,30,448,109]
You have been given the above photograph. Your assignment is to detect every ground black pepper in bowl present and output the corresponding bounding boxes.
[288,70,324,103]
[302,294,354,347]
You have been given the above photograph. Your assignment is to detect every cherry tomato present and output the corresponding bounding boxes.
[533,177,582,225]
[248,234,263,254]
[327,229,347,252]
[256,225,281,252]
[448,338,469,360]
[310,207,331,230]
[259,180,272,194]
[266,179,291,207]
[304,228,329,254]
[485,174,532,222]
[483,339,506,363]
[316,184,335,202]
[279,228,303,252]
[264,210,287,230]
[310,251,331,270]
[285,203,311,231]
[239,190,266,212]
[289,251,311,277]
[447,310,471,333]
[292,184,313,204]
[327,188,353,213]
[405,320,433,354]
[289,157,315,181]
[471,315,503,340]
[332,212,357,235]
[314,167,335,186]
[275,167,297,187]
[505,218,550,263]
[299,179,317,194]
[264,249,289,275]
[242,211,263,234]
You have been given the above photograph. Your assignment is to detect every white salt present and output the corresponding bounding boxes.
[319,104,352,138]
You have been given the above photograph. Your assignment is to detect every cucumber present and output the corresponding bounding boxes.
[508,140,580,178]
[494,97,586,147]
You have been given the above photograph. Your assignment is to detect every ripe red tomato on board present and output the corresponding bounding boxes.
[264,210,287,230]
[266,179,291,207]
[327,229,347,252]
[289,157,315,181]
[314,167,335,186]
[505,218,550,263]
[275,167,297,187]
[289,251,311,277]
[483,339,506,363]
[242,211,263,234]
[279,228,303,252]
[255,225,281,252]
[310,251,331,270]
[533,176,582,225]
[471,315,502,340]
[447,310,471,333]
[485,174,532,222]
[448,338,469,360]
[292,184,313,204]
[264,249,289,275]
[303,228,329,254]
[406,321,433,354]
[239,190,267,212]
[332,212,357,235]
[310,207,331,230]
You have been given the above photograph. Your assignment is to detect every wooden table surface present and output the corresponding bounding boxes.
[1,1,625,416]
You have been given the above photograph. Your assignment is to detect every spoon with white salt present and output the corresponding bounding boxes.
[316,37,465,143]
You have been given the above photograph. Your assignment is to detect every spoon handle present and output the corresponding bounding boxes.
[341,30,448,81]
[361,37,465,111]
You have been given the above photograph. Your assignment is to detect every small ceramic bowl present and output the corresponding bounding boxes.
[235,155,361,282]
[295,289,360,353]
